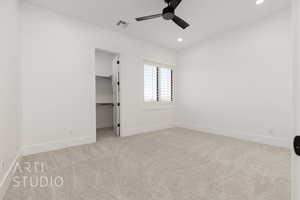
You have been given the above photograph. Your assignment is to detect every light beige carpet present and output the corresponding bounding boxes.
[4,128,290,200]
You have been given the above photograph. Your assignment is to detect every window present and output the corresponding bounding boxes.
[144,62,173,103]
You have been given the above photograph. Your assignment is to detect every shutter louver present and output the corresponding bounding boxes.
[158,67,172,102]
[144,64,157,102]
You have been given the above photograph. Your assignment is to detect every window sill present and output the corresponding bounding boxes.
[143,102,176,111]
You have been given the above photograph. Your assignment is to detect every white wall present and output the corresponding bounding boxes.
[0,0,21,197]
[292,1,300,198]
[21,4,176,155]
[95,49,115,77]
[177,10,293,147]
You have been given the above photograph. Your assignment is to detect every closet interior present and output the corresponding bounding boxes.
[95,49,120,139]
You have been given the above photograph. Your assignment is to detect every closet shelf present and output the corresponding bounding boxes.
[96,96,113,104]
[95,75,112,79]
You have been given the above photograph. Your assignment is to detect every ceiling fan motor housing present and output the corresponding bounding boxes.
[135,0,189,29]
[163,6,175,20]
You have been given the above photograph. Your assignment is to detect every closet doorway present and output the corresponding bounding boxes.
[95,49,120,139]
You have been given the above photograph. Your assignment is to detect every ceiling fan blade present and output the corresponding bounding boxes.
[172,15,189,29]
[170,0,182,9]
[136,14,162,21]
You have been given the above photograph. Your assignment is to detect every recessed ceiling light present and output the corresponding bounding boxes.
[256,0,264,5]
[177,38,183,42]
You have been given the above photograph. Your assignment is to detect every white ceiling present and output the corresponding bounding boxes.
[24,0,290,50]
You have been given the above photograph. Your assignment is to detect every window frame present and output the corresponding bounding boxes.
[143,60,175,105]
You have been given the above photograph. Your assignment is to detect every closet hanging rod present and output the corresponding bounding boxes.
[96,103,114,106]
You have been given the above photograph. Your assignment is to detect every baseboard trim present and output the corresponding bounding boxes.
[0,150,22,200]
[177,123,291,148]
[23,136,96,156]
[122,124,176,137]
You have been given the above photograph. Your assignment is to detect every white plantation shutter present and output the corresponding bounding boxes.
[158,67,173,102]
[144,62,173,103]
[144,64,157,102]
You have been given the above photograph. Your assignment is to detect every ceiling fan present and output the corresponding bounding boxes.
[135,0,190,29]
